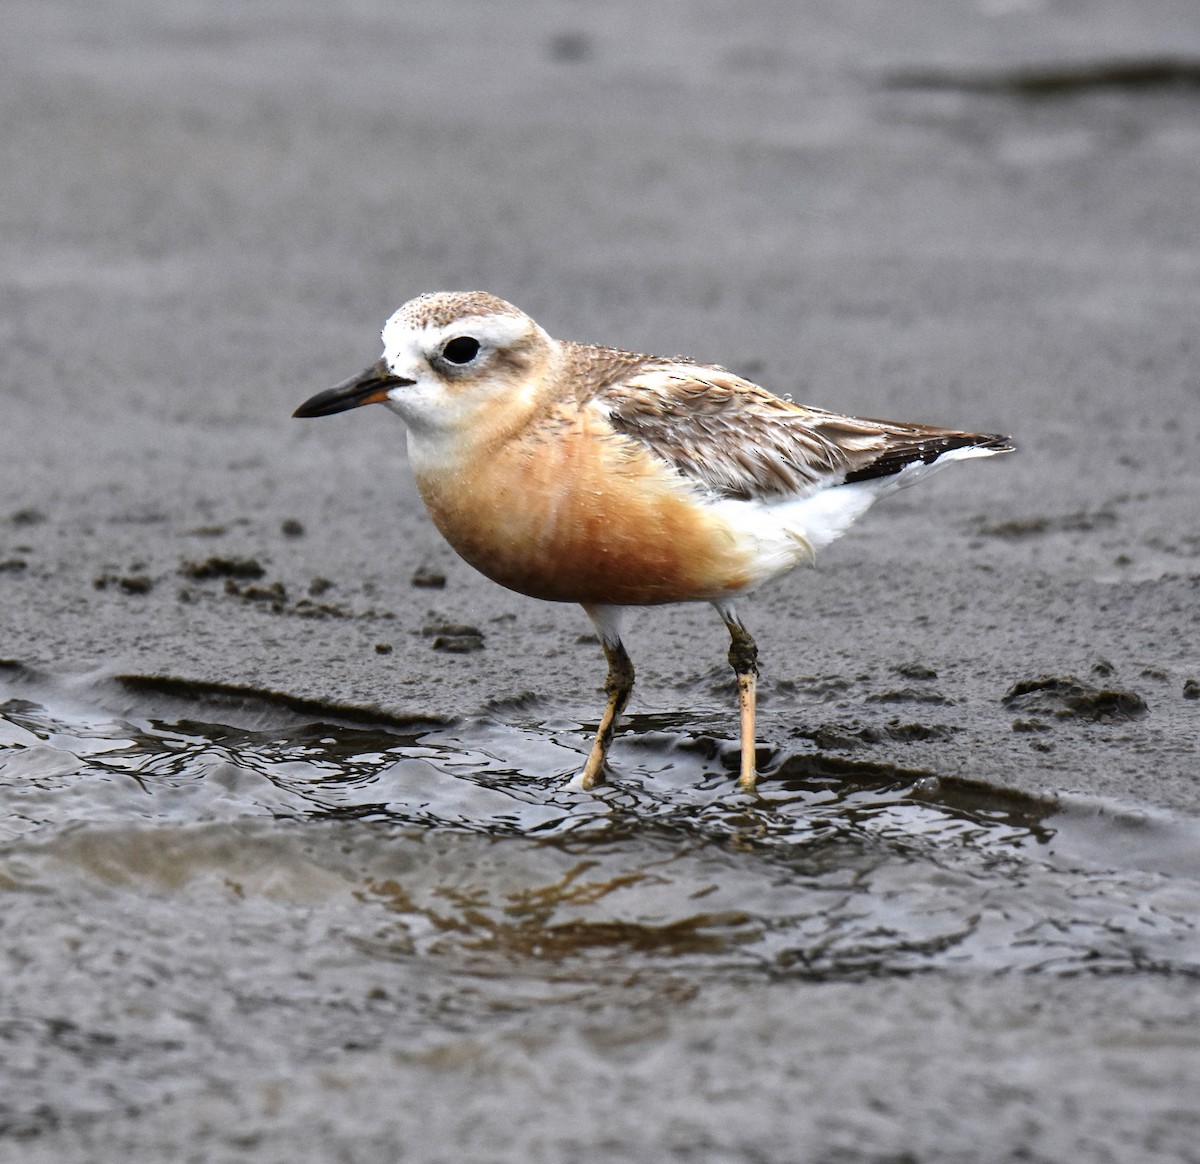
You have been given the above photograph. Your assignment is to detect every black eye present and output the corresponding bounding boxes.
[441,336,481,364]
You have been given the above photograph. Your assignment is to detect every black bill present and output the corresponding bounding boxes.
[293,358,414,418]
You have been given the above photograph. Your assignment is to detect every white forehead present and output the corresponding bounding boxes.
[380,311,535,364]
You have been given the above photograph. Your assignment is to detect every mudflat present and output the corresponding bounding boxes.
[2,2,1199,1161]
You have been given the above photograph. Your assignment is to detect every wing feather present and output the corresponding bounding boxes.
[572,349,1011,501]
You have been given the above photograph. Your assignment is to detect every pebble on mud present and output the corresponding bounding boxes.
[179,556,266,580]
[432,635,485,653]
[94,572,153,595]
[895,661,938,681]
[423,622,485,653]
[974,511,1116,538]
[803,720,958,749]
[1002,675,1148,721]
[227,579,287,605]
[410,566,447,589]
[1011,718,1051,733]
[1184,679,1200,700]
[866,687,953,705]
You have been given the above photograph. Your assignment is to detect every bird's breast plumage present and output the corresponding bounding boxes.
[411,401,760,605]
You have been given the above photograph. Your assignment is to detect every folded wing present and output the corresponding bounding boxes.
[592,358,1012,502]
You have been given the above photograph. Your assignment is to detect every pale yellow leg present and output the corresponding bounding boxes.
[736,669,758,791]
[579,605,634,790]
[720,610,760,792]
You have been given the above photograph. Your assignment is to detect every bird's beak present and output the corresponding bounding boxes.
[293,358,415,418]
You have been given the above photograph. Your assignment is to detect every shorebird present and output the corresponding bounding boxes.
[294,292,1012,792]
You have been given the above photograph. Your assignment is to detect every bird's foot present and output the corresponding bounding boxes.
[565,763,607,792]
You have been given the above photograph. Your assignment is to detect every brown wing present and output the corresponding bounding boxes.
[583,354,1012,501]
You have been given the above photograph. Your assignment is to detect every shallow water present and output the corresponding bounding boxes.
[2,673,1198,998]
[3,671,1200,1157]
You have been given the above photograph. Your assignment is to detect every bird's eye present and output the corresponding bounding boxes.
[441,336,481,365]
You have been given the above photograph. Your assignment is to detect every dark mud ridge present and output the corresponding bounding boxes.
[886,56,1200,95]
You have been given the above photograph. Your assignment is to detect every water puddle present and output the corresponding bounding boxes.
[1,672,1198,985]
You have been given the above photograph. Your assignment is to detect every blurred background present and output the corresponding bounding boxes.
[3,2,1200,1161]
[5,0,1199,699]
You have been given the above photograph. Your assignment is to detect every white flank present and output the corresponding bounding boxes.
[709,441,1004,590]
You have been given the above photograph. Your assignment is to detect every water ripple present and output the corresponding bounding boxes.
[1,679,1198,983]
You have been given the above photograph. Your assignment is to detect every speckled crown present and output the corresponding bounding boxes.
[398,291,525,330]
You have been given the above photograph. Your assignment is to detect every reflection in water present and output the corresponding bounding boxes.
[1,682,1198,982]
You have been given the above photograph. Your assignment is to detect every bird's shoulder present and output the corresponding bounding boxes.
[558,342,861,499]
[555,341,1010,501]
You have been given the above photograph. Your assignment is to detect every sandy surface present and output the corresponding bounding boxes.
[3,1,1200,1161]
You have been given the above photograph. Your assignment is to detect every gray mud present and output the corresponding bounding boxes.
[3,1,1200,1160]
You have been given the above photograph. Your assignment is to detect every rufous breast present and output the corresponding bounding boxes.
[413,403,756,606]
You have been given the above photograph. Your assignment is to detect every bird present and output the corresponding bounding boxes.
[294,291,1012,793]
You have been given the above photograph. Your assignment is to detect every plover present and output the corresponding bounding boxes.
[295,291,1012,792]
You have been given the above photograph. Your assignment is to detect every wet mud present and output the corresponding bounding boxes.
[4,670,1199,977]
[2,671,1200,1160]
[5,0,1200,1159]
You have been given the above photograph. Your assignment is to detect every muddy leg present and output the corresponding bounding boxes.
[716,604,759,791]
[580,605,634,790]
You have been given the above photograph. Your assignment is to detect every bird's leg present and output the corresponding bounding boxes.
[580,638,634,789]
[717,604,760,792]
[580,604,634,790]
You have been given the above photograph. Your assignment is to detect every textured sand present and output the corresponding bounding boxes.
[3,2,1200,1160]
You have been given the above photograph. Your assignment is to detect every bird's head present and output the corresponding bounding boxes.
[293,291,556,440]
